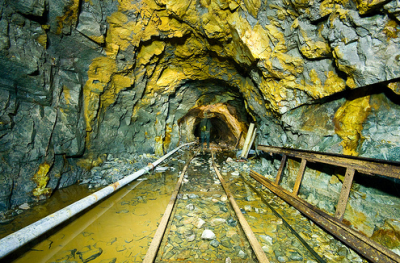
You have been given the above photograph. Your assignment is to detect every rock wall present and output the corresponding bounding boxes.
[0,0,400,216]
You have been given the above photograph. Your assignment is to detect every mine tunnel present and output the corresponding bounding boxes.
[193,116,237,146]
[1,0,400,262]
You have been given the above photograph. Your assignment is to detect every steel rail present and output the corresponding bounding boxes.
[0,142,195,259]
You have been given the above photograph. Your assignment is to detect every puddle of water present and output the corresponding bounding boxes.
[0,184,94,239]
[3,159,183,263]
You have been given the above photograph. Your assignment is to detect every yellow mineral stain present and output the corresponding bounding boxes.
[137,40,166,66]
[332,46,358,88]
[299,69,346,99]
[243,0,261,18]
[100,72,135,111]
[32,163,52,197]
[174,35,205,58]
[299,26,331,59]
[383,19,399,40]
[89,34,105,44]
[83,57,116,134]
[356,0,387,15]
[346,77,357,89]
[333,95,371,156]
[388,81,400,95]
[319,0,351,18]
[344,203,374,236]
[36,34,47,48]
[62,85,71,104]
[164,124,173,151]
[13,174,176,263]
[77,154,107,170]
[155,135,164,156]
[56,0,80,34]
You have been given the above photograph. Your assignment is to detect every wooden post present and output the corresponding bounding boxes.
[275,154,287,185]
[244,128,257,159]
[241,123,255,158]
[335,168,355,221]
[293,158,307,196]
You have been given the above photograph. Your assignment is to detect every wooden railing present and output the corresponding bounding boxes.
[251,145,400,263]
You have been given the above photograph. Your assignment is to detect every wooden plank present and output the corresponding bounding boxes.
[249,170,400,263]
[335,168,355,221]
[245,128,257,159]
[275,154,287,185]
[212,155,271,263]
[293,158,307,196]
[241,123,255,158]
[258,145,400,179]
[142,156,193,263]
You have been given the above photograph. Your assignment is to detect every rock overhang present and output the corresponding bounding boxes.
[1,0,400,209]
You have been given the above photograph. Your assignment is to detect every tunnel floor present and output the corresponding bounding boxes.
[1,150,367,262]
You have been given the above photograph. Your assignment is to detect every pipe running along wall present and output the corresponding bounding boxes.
[0,142,195,259]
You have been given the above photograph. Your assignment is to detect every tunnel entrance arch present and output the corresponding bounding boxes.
[178,103,250,149]
[193,116,237,146]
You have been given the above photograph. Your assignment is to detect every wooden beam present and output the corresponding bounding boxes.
[241,123,255,158]
[212,154,271,263]
[244,128,257,159]
[275,154,287,185]
[258,145,400,179]
[249,170,400,263]
[143,156,193,263]
[335,168,355,221]
[293,158,307,196]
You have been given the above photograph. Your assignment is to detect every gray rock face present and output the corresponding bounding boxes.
[76,11,103,39]
[360,93,400,161]
[0,174,13,211]
[0,0,399,213]
[323,10,400,88]
[10,0,46,17]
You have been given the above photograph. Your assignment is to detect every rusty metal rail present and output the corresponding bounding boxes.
[254,145,400,263]
[258,145,400,179]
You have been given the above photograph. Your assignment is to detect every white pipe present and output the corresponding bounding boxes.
[0,141,195,259]
[39,181,143,263]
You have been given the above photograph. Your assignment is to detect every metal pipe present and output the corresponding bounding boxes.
[0,142,195,259]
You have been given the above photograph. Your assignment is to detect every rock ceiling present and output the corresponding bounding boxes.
[1,0,400,206]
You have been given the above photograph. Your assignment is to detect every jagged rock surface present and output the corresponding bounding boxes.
[0,0,399,216]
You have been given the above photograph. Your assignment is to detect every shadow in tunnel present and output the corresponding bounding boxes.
[194,117,236,147]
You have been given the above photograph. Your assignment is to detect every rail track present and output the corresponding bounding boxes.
[2,146,398,262]
[143,151,328,263]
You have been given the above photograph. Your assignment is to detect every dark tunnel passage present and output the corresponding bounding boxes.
[193,117,237,146]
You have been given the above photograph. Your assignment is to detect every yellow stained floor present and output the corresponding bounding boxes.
[10,171,178,263]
